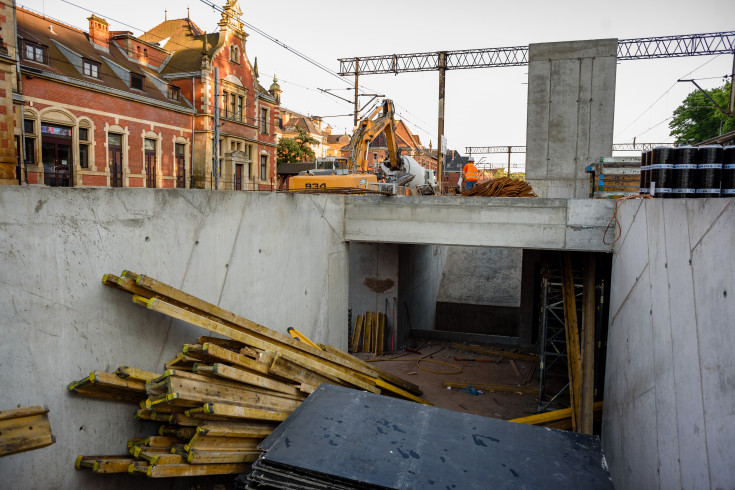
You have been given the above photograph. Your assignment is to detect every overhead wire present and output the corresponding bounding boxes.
[614,55,722,139]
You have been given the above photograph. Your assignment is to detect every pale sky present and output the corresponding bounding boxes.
[18,0,735,170]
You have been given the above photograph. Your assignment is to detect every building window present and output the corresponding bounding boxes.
[175,143,186,188]
[23,119,36,165]
[230,94,236,119]
[167,85,180,101]
[222,90,228,117]
[260,154,267,181]
[79,127,90,169]
[108,133,123,188]
[260,108,268,134]
[130,73,144,91]
[144,138,156,188]
[143,48,148,60]
[237,96,244,122]
[230,44,239,63]
[23,41,46,63]
[82,60,100,78]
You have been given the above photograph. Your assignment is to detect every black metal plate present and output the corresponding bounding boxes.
[256,384,614,489]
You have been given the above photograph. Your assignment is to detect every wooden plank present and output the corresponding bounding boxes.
[442,381,537,394]
[197,420,276,438]
[323,345,422,396]
[128,460,150,475]
[158,426,197,439]
[0,406,48,421]
[68,371,147,403]
[149,452,186,465]
[580,253,596,435]
[167,377,303,412]
[115,366,161,383]
[144,435,185,448]
[0,411,55,457]
[187,449,260,465]
[449,343,538,363]
[188,403,290,422]
[375,313,385,356]
[145,462,249,478]
[156,369,305,401]
[198,336,258,359]
[133,296,379,393]
[561,253,582,432]
[94,458,138,474]
[183,343,270,375]
[185,434,261,452]
[351,315,364,353]
[372,378,433,406]
[287,327,320,348]
[363,313,373,353]
[164,353,198,372]
[268,354,343,390]
[123,271,377,377]
[130,444,173,460]
[199,362,300,397]
[510,401,604,426]
[75,455,131,470]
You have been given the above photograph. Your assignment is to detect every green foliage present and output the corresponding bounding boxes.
[277,126,320,163]
[669,82,734,143]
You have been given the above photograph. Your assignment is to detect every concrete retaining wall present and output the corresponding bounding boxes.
[0,187,348,489]
[603,198,735,489]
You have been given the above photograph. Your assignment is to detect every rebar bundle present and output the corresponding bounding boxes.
[461,177,537,197]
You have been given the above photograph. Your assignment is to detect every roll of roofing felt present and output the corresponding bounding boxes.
[696,145,723,198]
[672,146,698,199]
[650,147,675,198]
[721,146,735,197]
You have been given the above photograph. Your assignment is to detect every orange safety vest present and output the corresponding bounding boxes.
[463,163,478,181]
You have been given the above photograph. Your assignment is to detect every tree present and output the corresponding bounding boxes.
[669,81,734,143]
[276,126,320,163]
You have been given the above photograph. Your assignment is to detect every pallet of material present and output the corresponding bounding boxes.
[0,406,55,457]
[586,157,641,198]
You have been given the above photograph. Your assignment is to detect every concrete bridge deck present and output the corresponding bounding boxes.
[344,195,614,252]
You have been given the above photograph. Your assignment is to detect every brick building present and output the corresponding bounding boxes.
[276,106,333,160]
[14,0,279,190]
[0,0,20,186]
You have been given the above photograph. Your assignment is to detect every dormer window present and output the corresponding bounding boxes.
[82,59,100,78]
[229,44,240,63]
[23,41,47,63]
[130,73,144,91]
[167,85,180,101]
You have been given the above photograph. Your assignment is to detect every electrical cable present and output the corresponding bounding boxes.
[366,344,463,374]
[602,194,654,245]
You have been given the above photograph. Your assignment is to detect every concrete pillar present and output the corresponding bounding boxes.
[525,39,617,198]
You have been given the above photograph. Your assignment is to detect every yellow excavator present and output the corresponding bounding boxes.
[289,100,434,192]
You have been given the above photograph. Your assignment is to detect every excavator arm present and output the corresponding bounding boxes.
[347,100,400,172]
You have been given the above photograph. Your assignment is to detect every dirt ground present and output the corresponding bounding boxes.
[356,342,567,420]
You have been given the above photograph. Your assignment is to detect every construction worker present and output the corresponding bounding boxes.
[462,158,479,190]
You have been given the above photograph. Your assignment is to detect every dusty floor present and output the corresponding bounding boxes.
[356,342,569,420]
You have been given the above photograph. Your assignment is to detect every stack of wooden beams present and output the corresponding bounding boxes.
[72,270,429,479]
[0,406,55,457]
[350,312,388,355]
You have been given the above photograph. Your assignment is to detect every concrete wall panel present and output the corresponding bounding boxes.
[0,187,348,489]
[690,205,735,488]
[604,199,734,490]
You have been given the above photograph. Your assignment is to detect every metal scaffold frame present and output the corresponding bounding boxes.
[537,273,583,412]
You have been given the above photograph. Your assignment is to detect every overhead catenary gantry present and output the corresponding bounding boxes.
[338,31,735,193]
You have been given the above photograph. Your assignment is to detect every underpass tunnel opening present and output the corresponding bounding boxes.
[348,243,613,410]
